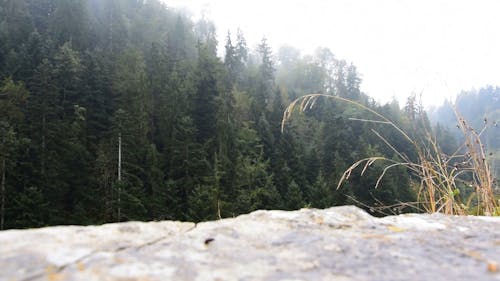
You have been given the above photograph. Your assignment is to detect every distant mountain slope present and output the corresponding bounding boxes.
[430,85,500,178]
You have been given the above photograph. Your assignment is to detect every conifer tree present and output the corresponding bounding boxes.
[0,78,29,229]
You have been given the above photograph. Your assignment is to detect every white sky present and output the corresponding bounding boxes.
[163,0,500,107]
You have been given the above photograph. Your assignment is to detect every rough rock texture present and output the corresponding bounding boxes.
[1,206,500,281]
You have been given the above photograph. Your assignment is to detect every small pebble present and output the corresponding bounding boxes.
[488,261,498,273]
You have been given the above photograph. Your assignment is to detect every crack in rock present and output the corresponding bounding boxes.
[1,206,499,281]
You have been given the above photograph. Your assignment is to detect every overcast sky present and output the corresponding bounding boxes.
[164,0,500,107]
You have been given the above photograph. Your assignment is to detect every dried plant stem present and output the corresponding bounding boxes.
[282,93,499,215]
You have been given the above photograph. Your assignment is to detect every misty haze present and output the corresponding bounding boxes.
[0,0,498,231]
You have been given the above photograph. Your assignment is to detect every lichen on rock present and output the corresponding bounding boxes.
[1,206,499,281]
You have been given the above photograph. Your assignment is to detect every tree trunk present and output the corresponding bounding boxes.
[41,113,46,176]
[117,132,121,221]
[1,158,5,230]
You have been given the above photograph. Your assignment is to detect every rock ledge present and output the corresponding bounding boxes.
[1,206,500,281]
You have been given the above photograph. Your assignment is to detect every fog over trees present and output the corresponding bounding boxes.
[430,87,500,178]
[0,0,497,229]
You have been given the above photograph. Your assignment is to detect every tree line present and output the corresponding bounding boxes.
[0,0,427,229]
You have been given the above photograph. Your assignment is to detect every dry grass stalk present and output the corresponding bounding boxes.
[282,93,499,215]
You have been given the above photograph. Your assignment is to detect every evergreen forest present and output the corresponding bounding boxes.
[1,0,483,229]
[431,87,500,179]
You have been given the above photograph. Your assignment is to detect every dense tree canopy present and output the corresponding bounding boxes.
[0,0,439,229]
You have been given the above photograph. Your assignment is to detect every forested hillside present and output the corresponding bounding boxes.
[0,0,424,229]
[430,86,500,178]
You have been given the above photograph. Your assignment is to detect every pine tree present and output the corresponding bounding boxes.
[0,78,29,229]
[233,123,277,213]
[52,42,84,119]
[223,31,236,86]
[193,43,220,145]
[250,176,282,211]
[50,0,90,50]
[309,173,331,209]
[146,42,169,141]
[255,37,275,108]
[346,63,361,100]
[285,180,304,210]
[234,28,248,86]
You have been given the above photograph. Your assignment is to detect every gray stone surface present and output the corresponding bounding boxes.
[1,206,499,281]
